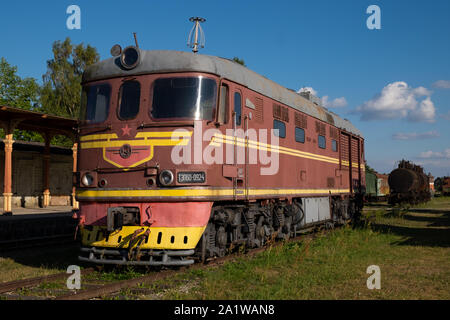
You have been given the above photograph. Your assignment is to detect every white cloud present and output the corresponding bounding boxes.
[413,86,431,96]
[408,96,436,122]
[355,81,436,122]
[392,130,440,140]
[297,87,318,96]
[418,148,450,159]
[432,80,450,89]
[322,96,348,108]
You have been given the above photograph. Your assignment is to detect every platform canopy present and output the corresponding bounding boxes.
[0,105,77,138]
[0,105,79,215]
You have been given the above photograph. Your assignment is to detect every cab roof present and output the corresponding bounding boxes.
[83,50,362,137]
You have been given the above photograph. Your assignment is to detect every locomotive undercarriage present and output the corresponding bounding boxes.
[195,196,359,261]
[78,196,360,266]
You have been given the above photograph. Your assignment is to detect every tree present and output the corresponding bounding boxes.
[0,57,40,110]
[0,57,42,142]
[232,57,246,67]
[365,162,376,174]
[40,37,99,119]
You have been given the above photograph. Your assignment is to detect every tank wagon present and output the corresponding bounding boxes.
[442,177,450,196]
[388,160,430,205]
[73,45,366,266]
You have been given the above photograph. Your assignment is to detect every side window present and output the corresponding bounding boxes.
[332,139,338,152]
[273,119,286,138]
[295,127,305,143]
[234,91,242,126]
[218,84,229,124]
[118,80,140,120]
[318,135,326,149]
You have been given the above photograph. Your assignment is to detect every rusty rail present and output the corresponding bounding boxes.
[54,225,328,300]
[0,224,332,300]
[0,268,94,294]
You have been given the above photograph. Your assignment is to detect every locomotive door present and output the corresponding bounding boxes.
[232,88,247,200]
[340,132,352,192]
[219,80,247,200]
[351,137,361,192]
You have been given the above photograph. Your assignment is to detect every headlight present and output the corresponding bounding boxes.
[81,173,94,187]
[98,179,108,188]
[120,46,140,70]
[159,170,174,186]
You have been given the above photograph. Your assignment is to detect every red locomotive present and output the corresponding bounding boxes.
[74,46,365,266]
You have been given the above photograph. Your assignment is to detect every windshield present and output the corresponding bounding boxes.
[151,77,217,120]
[80,83,111,123]
[118,80,140,120]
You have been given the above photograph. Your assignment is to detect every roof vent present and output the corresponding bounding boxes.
[299,91,322,106]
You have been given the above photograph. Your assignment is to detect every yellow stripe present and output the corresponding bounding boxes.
[80,131,192,148]
[248,188,350,196]
[77,188,350,198]
[79,132,364,169]
[342,160,366,170]
[212,134,340,165]
[81,225,205,250]
[78,188,235,198]
[135,131,192,138]
[216,137,339,164]
[81,138,189,149]
[212,134,365,169]
[80,133,118,142]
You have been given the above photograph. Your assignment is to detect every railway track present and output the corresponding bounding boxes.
[0,224,332,300]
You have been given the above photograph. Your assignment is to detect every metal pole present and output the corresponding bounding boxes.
[193,21,199,53]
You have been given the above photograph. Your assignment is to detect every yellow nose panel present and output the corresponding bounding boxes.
[81,225,206,250]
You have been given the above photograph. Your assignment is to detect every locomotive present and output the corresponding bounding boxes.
[388,160,431,205]
[74,45,366,266]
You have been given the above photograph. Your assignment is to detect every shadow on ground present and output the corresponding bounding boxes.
[0,243,87,271]
[368,208,450,247]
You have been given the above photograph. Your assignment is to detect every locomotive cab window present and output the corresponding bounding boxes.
[234,91,242,126]
[318,135,326,149]
[332,139,338,152]
[273,119,286,138]
[295,127,305,143]
[81,84,111,123]
[118,80,141,120]
[151,77,217,121]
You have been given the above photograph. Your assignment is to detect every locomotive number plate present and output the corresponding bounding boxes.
[177,172,206,184]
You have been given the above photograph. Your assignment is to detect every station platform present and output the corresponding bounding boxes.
[0,206,77,249]
[0,206,74,217]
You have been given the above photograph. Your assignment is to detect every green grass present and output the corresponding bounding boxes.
[155,196,450,300]
[92,267,147,282]
[1,197,449,300]
[0,244,81,283]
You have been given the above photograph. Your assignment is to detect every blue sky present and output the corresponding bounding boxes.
[1,0,449,177]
